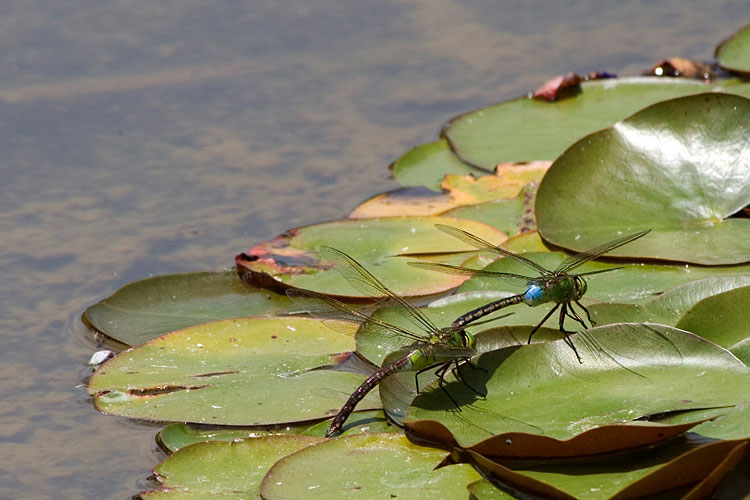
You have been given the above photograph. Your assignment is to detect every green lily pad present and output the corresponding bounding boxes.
[389,139,487,190]
[83,272,290,346]
[716,24,750,75]
[468,479,520,499]
[235,216,505,297]
[691,403,750,440]
[405,325,749,446]
[157,423,306,454]
[259,433,481,499]
[444,78,750,169]
[157,410,397,453]
[299,410,397,437]
[535,92,750,265]
[589,275,750,327]
[142,435,323,499]
[443,185,538,237]
[88,317,381,425]
[675,285,750,363]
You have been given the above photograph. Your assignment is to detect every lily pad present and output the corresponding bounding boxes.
[142,435,323,499]
[589,275,750,328]
[444,181,542,237]
[405,325,749,446]
[351,166,547,219]
[157,423,304,453]
[88,317,381,425]
[691,403,750,440]
[535,92,750,265]
[259,433,481,499]
[235,216,505,297]
[716,24,750,75]
[463,438,748,500]
[389,139,487,190]
[444,77,750,169]
[675,285,750,363]
[84,272,290,346]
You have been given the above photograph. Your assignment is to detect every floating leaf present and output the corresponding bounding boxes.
[589,275,750,327]
[406,325,749,446]
[259,433,481,499]
[389,139,487,190]
[84,272,290,346]
[142,436,323,499]
[462,438,748,500]
[444,78,750,169]
[157,423,305,454]
[235,216,505,297]
[349,171,532,219]
[691,402,750,440]
[675,285,750,363]
[716,24,750,75]
[88,317,380,425]
[535,92,750,265]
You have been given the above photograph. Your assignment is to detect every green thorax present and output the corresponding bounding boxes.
[538,275,588,304]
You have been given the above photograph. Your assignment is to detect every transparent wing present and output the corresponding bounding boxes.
[555,230,651,273]
[319,246,440,338]
[407,261,534,288]
[286,288,426,343]
[435,224,552,275]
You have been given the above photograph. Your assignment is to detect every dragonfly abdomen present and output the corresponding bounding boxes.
[453,294,526,328]
[325,356,411,437]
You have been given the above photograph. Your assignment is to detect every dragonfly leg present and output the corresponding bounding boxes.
[575,300,595,326]
[528,303,560,343]
[451,360,487,398]
[558,304,583,363]
[433,362,462,411]
[566,303,589,330]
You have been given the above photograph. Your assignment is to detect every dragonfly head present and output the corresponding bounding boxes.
[573,275,588,299]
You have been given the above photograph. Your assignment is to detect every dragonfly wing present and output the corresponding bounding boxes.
[555,230,651,273]
[319,246,440,337]
[435,224,552,275]
[408,261,534,288]
[286,288,424,342]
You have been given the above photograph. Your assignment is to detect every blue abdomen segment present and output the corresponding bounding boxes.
[524,284,547,306]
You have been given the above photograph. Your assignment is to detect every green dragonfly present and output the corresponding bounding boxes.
[286,246,510,437]
[408,225,650,361]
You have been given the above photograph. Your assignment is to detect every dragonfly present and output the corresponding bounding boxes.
[286,246,510,437]
[408,225,651,362]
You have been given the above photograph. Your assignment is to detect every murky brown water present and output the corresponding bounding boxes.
[0,1,744,497]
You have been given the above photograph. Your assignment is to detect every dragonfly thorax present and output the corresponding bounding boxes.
[524,275,588,306]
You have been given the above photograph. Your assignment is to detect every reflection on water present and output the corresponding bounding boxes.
[0,1,744,496]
